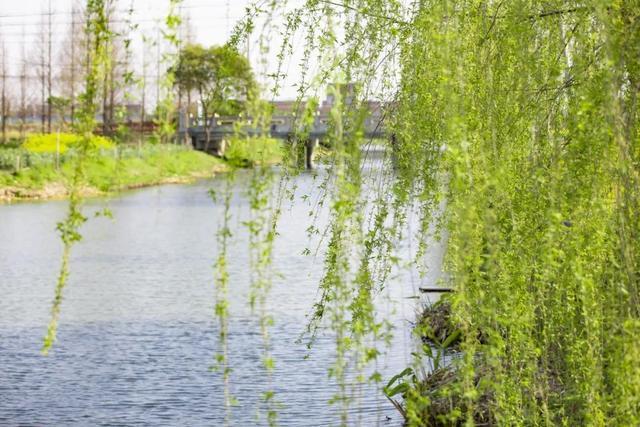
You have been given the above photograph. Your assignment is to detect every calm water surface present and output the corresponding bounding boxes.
[0,164,435,426]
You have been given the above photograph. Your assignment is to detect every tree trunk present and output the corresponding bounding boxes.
[140,41,147,147]
[20,53,26,138]
[102,71,109,135]
[109,50,115,136]
[1,44,6,144]
[41,48,46,133]
[204,108,211,153]
[185,90,192,146]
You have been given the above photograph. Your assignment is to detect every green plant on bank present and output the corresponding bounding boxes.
[224,136,282,168]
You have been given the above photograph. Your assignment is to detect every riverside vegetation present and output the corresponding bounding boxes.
[0,133,282,202]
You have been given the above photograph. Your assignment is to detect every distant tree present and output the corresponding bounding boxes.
[19,31,27,138]
[36,8,47,133]
[58,2,84,127]
[48,96,71,126]
[100,1,117,137]
[172,44,256,150]
[177,8,196,145]
[139,34,151,146]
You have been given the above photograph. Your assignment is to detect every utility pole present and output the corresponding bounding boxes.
[102,45,109,135]
[101,4,113,137]
[155,27,160,115]
[177,3,186,144]
[122,1,135,136]
[47,0,52,133]
[40,13,46,133]
[20,28,26,138]
[1,42,6,144]
[70,5,76,125]
[140,35,147,147]
[108,44,115,136]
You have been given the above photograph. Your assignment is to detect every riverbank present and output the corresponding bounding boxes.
[0,145,229,203]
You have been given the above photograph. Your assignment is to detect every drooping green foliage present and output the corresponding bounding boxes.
[261,0,640,425]
[216,31,283,424]
[42,0,113,355]
[209,172,236,426]
[245,159,280,426]
[389,2,640,425]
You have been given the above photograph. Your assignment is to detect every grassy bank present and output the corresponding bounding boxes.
[224,135,284,167]
[0,144,228,202]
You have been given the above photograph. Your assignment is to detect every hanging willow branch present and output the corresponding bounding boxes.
[42,0,112,355]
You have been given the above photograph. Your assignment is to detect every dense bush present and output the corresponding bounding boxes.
[23,133,114,153]
[224,136,282,167]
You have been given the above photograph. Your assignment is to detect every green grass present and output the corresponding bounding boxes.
[0,134,284,201]
[0,144,226,195]
[225,136,283,168]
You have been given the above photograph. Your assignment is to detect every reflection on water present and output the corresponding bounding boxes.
[0,159,433,426]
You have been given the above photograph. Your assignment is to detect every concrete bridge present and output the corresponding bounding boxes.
[178,98,387,169]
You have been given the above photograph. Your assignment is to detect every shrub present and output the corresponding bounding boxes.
[224,136,282,167]
[23,133,114,153]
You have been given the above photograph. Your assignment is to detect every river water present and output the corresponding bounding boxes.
[0,159,441,426]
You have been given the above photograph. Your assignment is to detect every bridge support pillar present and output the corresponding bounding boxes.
[216,139,228,157]
[305,138,318,170]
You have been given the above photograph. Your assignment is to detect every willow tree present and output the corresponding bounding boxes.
[238,0,640,425]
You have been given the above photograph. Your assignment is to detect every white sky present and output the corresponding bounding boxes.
[0,0,308,101]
